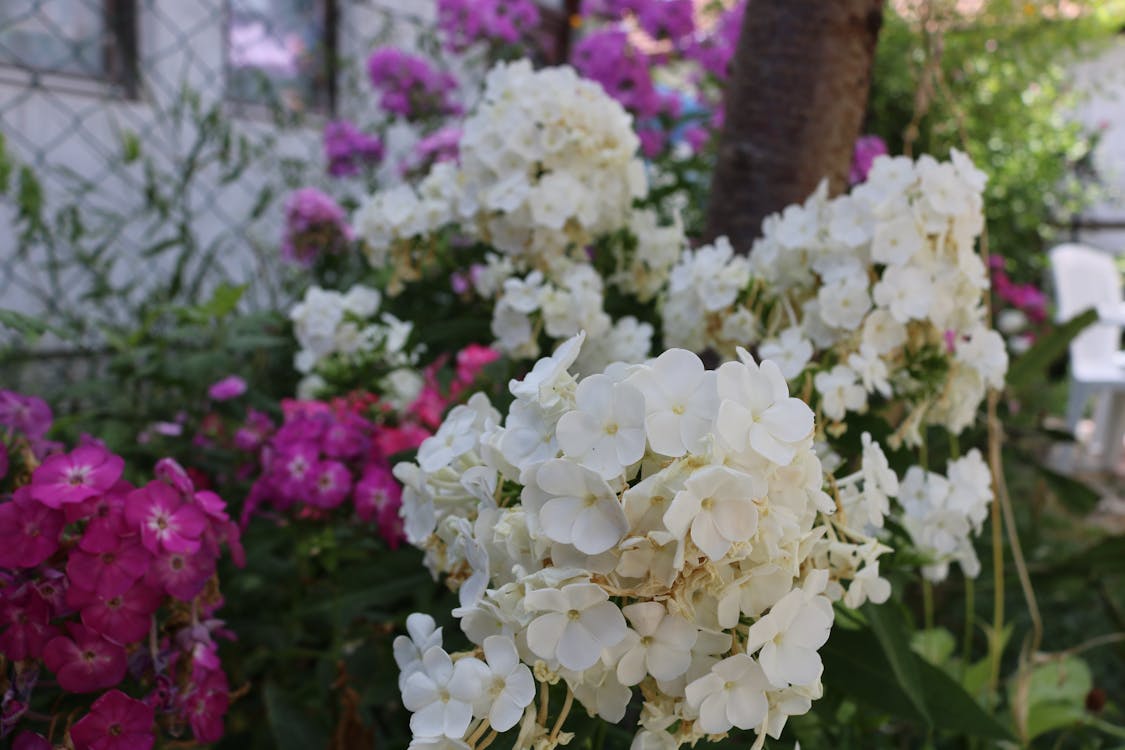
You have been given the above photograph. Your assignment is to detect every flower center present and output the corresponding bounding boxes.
[701,497,714,511]
[100,552,116,565]
[83,649,98,663]
[109,723,123,737]
[641,635,653,646]
[723,681,736,690]
[672,405,685,415]
[583,493,598,508]
[604,422,619,436]
[567,609,581,621]
[170,556,185,571]
[66,466,91,486]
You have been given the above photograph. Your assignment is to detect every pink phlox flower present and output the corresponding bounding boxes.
[308,460,352,509]
[125,482,207,555]
[68,534,151,599]
[69,689,155,750]
[269,442,321,504]
[43,623,127,693]
[180,667,230,743]
[850,135,889,185]
[234,409,275,452]
[0,489,64,568]
[145,549,215,602]
[373,424,431,457]
[353,463,400,523]
[68,583,162,646]
[13,732,51,750]
[65,487,128,528]
[324,119,384,177]
[0,391,52,439]
[635,0,695,42]
[410,386,448,430]
[0,589,59,660]
[33,568,70,615]
[154,458,194,498]
[321,412,372,460]
[29,446,125,509]
[455,344,500,389]
[208,375,247,402]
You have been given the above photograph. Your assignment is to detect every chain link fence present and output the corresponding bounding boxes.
[0,0,457,391]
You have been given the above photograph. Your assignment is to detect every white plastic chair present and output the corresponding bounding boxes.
[1048,243,1125,468]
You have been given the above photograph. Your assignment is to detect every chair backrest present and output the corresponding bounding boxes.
[1048,243,1122,372]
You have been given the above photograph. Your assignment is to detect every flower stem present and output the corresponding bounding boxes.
[962,573,975,674]
[922,578,934,631]
[549,688,574,743]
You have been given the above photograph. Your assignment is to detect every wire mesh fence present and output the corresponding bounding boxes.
[0,0,460,391]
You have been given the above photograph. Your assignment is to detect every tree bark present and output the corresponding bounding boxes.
[705,0,885,252]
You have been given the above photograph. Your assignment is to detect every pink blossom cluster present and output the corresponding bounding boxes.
[0,420,241,749]
[281,187,354,267]
[0,392,60,482]
[436,0,540,52]
[239,344,500,545]
[366,48,462,122]
[323,119,385,178]
[989,255,1048,323]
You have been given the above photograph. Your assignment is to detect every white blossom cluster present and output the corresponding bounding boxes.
[392,334,890,749]
[355,60,648,271]
[661,152,1008,443]
[288,284,420,402]
[353,61,683,366]
[897,449,994,583]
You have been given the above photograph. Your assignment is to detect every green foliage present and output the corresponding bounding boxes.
[867,2,1122,279]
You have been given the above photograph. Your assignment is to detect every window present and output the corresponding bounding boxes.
[226,0,335,115]
[0,0,136,87]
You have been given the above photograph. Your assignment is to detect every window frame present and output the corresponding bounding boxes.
[222,0,338,120]
[0,0,139,97]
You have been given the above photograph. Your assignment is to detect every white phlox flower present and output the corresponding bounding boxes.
[684,654,771,735]
[616,602,699,685]
[402,646,485,739]
[524,582,628,671]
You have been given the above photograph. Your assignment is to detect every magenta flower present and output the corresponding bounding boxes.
[354,463,400,522]
[309,461,352,509]
[850,135,889,185]
[29,445,125,508]
[154,457,195,497]
[207,376,247,402]
[0,591,59,660]
[270,442,320,503]
[0,489,65,568]
[125,482,207,555]
[0,447,8,481]
[146,548,216,601]
[69,689,155,750]
[0,390,52,439]
[67,536,152,598]
[324,120,384,177]
[33,568,70,615]
[635,0,695,42]
[234,410,274,452]
[13,732,51,750]
[366,48,461,121]
[455,344,500,387]
[281,187,354,266]
[43,623,128,693]
[69,583,162,645]
[180,668,230,743]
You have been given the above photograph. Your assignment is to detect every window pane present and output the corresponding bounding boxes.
[227,0,331,114]
[0,0,107,77]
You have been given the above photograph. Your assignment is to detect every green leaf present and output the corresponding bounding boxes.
[121,130,141,163]
[911,627,956,665]
[1017,656,1094,741]
[199,282,248,319]
[916,657,1014,741]
[1006,308,1097,389]
[0,308,68,342]
[862,602,932,727]
[263,681,329,750]
[1044,537,1125,578]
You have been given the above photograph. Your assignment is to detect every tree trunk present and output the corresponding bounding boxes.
[705,0,885,251]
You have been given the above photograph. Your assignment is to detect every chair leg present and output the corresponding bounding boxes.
[1104,392,1125,472]
[1066,381,1089,432]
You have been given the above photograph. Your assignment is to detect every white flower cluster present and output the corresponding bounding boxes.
[392,335,889,749]
[288,284,419,402]
[354,61,683,367]
[897,449,994,582]
[661,152,1007,442]
[355,60,647,270]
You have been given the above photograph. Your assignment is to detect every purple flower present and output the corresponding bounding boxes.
[0,489,65,569]
[281,187,353,267]
[635,0,695,42]
[125,482,208,555]
[67,583,163,646]
[436,0,540,51]
[324,120,384,177]
[42,623,128,693]
[366,48,461,121]
[208,375,247,401]
[0,589,59,661]
[400,126,461,177]
[850,135,889,185]
[69,689,155,750]
[28,445,125,509]
[308,460,352,509]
